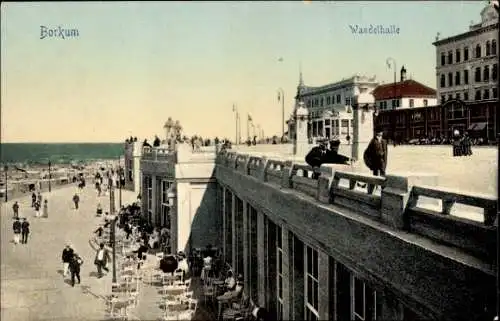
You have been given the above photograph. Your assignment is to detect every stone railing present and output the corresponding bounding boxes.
[141,147,175,162]
[216,151,498,262]
[405,185,497,260]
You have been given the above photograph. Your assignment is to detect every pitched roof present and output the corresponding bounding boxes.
[372,79,436,100]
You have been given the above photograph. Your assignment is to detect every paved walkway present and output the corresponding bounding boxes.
[1,184,137,321]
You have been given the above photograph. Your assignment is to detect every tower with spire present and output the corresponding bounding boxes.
[295,64,306,105]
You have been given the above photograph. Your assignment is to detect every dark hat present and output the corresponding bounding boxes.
[329,137,340,146]
[237,274,244,281]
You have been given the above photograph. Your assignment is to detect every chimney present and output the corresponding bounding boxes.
[400,65,407,82]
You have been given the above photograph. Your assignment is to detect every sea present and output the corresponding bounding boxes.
[0,143,124,166]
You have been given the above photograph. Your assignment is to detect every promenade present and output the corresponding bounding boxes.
[1,184,137,321]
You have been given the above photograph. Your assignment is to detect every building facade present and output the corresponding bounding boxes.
[289,72,379,143]
[140,143,221,253]
[372,66,437,111]
[124,140,142,193]
[433,2,498,104]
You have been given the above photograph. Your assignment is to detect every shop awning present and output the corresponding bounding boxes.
[468,122,487,130]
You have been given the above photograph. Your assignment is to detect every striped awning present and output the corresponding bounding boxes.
[467,122,487,130]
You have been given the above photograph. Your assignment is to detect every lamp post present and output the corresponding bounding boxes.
[4,165,8,202]
[109,214,118,284]
[277,88,285,140]
[386,57,397,84]
[232,104,239,145]
[118,156,122,208]
[48,161,52,192]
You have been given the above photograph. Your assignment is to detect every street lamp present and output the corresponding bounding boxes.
[48,161,52,192]
[386,57,397,84]
[108,214,118,285]
[232,104,239,145]
[277,88,285,140]
[118,156,122,208]
[3,165,8,202]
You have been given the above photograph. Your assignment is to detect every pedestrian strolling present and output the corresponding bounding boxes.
[94,243,111,278]
[42,199,48,218]
[12,218,22,245]
[364,130,388,177]
[12,201,19,219]
[34,201,41,218]
[69,253,83,287]
[31,192,37,207]
[62,244,74,278]
[21,218,30,244]
[96,203,103,217]
[73,193,80,210]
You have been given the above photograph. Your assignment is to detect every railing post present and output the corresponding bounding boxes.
[258,157,269,182]
[381,173,438,230]
[243,155,251,175]
[280,161,293,188]
[230,154,238,169]
[317,165,336,203]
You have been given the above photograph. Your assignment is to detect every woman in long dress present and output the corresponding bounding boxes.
[42,199,49,218]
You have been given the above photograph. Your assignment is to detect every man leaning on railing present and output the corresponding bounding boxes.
[305,137,354,179]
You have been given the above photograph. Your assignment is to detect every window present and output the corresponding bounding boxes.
[409,99,414,108]
[423,99,428,107]
[475,67,481,82]
[484,66,490,81]
[464,92,469,101]
[475,44,481,58]
[305,245,319,320]
[440,74,445,87]
[336,94,341,104]
[493,88,498,99]
[276,226,283,320]
[455,93,461,100]
[483,89,490,100]
[464,69,469,84]
[345,97,351,106]
[161,180,172,228]
[441,95,445,104]
[447,51,452,64]
[441,53,445,66]
[464,47,469,61]
[493,64,498,80]
[455,71,461,85]
[448,73,453,87]
[351,276,378,321]
[326,96,331,105]
[307,100,311,108]
[486,41,491,56]
[475,90,481,101]
[320,98,324,107]
[492,40,497,55]
[455,49,461,63]
[447,94,453,101]
[315,99,319,107]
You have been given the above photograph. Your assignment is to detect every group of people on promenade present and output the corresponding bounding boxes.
[305,130,388,179]
[452,130,474,157]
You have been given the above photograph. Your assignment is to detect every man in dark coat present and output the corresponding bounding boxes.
[363,131,388,176]
[21,218,30,244]
[69,253,83,287]
[323,138,352,165]
[305,139,328,179]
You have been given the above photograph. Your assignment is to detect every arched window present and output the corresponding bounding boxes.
[486,41,491,56]
[483,89,490,100]
[492,40,497,55]
[464,47,469,60]
[441,53,445,66]
[475,90,481,101]
[475,44,481,58]
[440,74,445,87]
[483,66,490,81]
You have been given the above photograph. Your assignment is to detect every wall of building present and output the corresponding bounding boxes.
[216,164,496,321]
[377,97,438,110]
[434,12,498,103]
[176,180,221,254]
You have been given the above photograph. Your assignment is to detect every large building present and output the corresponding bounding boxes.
[434,2,498,104]
[372,66,437,111]
[124,139,142,193]
[288,72,379,143]
[375,2,498,142]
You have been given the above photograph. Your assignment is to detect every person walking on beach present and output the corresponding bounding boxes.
[42,199,49,218]
[62,244,74,278]
[21,218,30,244]
[12,218,22,245]
[31,192,36,208]
[34,200,41,218]
[94,243,111,278]
[69,253,83,287]
[12,201,19,219]
[72,193,80,210]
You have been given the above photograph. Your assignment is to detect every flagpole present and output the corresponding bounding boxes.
[247,115,250,141]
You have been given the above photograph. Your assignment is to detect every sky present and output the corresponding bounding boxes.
[0,1,490,143]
